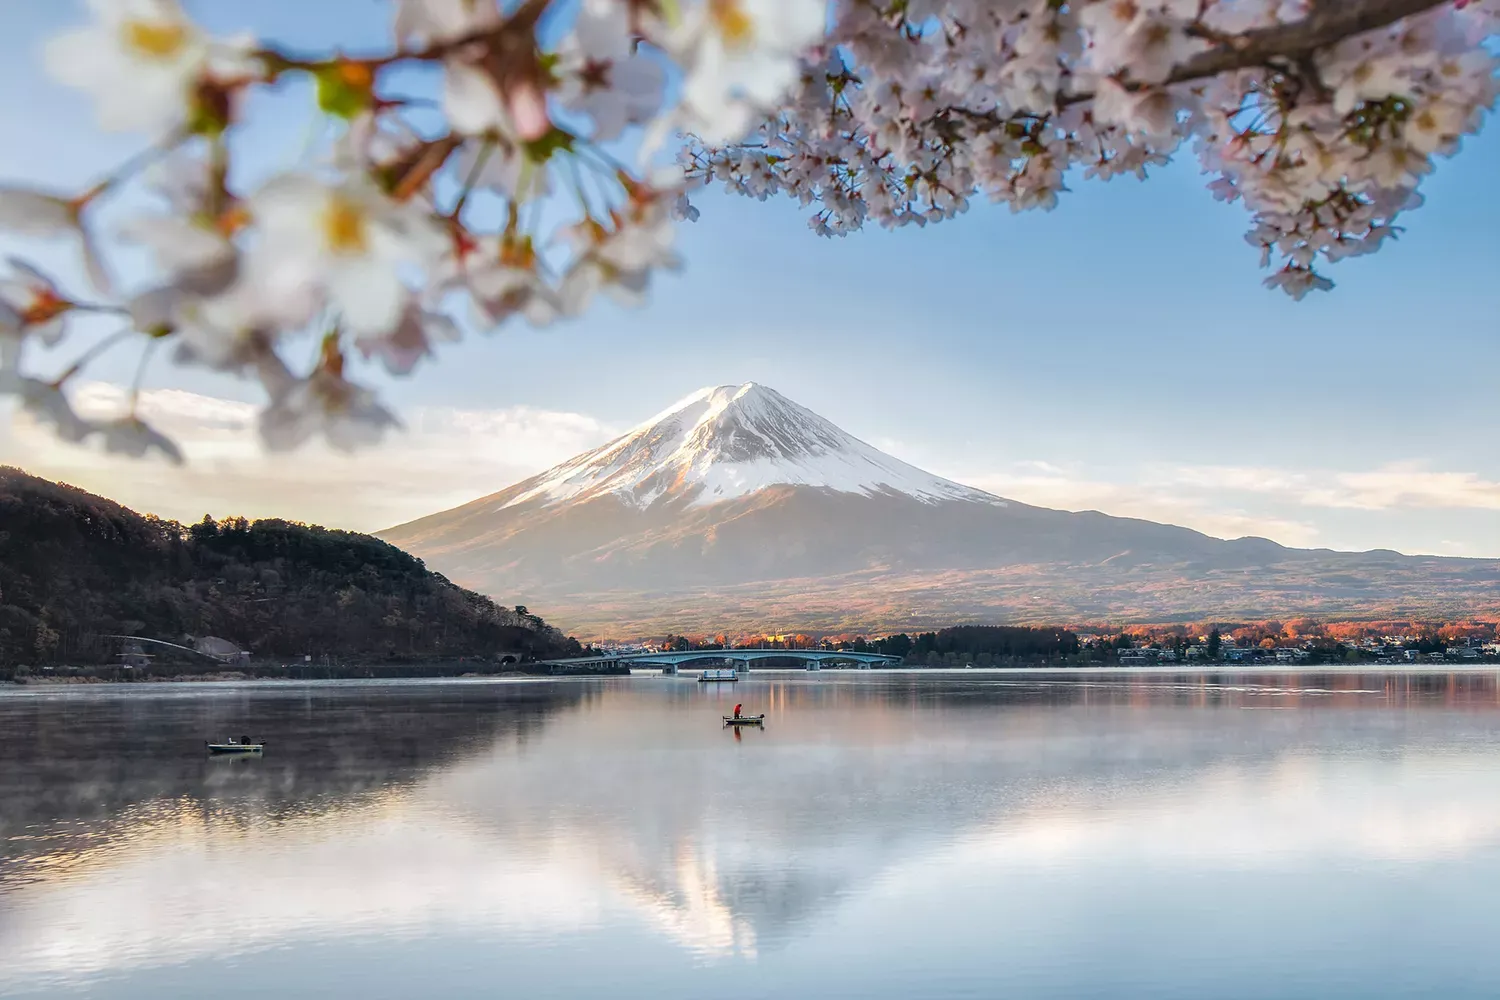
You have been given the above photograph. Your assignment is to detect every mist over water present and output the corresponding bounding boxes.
[4,672,1500,999]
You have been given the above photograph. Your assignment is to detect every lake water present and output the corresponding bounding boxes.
[4,671,1500,999]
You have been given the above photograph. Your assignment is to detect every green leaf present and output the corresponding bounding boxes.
[523,126,576,163]
[315,65,372,120]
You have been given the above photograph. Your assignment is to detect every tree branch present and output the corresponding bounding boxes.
[259,0,555,73]
[1163,0,1451,86]
[940,0,1452,134]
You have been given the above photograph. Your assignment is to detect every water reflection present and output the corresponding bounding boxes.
[3,672,1500,998]
[0,680,591,891]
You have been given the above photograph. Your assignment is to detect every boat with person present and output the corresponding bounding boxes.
[724,702,763,725]
[207,737,264,754]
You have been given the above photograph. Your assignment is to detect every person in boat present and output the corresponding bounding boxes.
[733,703,742,719]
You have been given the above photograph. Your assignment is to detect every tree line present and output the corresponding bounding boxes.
[0,469,586,672]
[839,627,1081,662]
[653,626,1082,664]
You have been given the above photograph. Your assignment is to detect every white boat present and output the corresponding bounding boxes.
[698,668,738,683]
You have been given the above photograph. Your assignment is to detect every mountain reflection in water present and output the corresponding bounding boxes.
[3,672,1500,1000]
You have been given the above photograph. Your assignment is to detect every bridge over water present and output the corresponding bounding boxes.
[535,648,902,674]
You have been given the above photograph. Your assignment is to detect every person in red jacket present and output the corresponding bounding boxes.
[733,703,742,718]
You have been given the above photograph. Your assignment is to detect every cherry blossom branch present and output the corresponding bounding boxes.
[53,326,138,386]
[1164,0,1451,85]
[257,0,555,74]
[0,0,1492,463]
[947,0,1456,133]
[688,0,1495,295]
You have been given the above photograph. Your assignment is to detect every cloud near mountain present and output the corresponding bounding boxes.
[0,381,619,532]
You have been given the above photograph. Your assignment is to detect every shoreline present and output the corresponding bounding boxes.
[6,663,1499,690]
[6,672,538,686]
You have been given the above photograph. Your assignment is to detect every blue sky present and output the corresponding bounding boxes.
[1,0,1498,557]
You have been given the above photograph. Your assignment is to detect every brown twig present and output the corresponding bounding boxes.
[946,0,1450,133]
[259,0,554,74]
[1163,0,1448,86]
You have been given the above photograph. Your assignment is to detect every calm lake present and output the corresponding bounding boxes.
[4,671,1500,999]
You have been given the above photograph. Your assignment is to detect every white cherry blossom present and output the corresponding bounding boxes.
[470,263,560,328]
[1402,99,1469,155]
[0,187,80,237]
[673,0,830,143]
[0,301,26,377]
[0,186,111,293]
[259,359,400,452]
[11,377,95,444]
[100,415,184,464]
[559,195,680,313]
[557,0,668,141]
[394,0,501,46]
[141,278,296,411]
[687,0,1498,297]
[248,174,446,336]
[450,138,552,201]
[1329,54,1415,115]
[118,153,239,294]
[45,0,211,134]
[443,61,516,136]
[355,300,460,375]
[672,192,701,222]
[0,260,74,349]
[1081,1,1207,84]
[434,232,560,329]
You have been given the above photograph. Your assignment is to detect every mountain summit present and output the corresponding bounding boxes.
[503,382,1003,510]
[381,385,1500,637]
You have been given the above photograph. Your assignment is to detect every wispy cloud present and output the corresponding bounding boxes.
[944,456,1500,553]
[955,466,1324,547]
[1,382,620,532]
[1163,462,1500,512]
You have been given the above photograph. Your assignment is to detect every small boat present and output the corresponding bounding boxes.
[722,715,765,725]
[207,738,264,754]
[698,668,738,683]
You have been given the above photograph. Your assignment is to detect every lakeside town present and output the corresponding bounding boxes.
[591,621,1500,668]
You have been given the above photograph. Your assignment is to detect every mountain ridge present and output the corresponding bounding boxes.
[380,383,1500,637]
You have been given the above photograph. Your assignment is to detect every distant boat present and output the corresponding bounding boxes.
[723,715,765,725]
[698,668,738,682]
[207,738,263,754]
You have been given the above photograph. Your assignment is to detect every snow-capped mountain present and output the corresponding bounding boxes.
[501,382,1003,510]
[381,384,1500,638]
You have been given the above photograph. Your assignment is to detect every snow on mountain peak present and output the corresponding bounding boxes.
[502,382,1006,510]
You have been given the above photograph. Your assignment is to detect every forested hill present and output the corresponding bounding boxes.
[0,468,587,667]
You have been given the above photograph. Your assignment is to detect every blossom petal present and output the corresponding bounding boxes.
[444,62,507,135]
[329,257,403,336]
[0,188,76,236]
